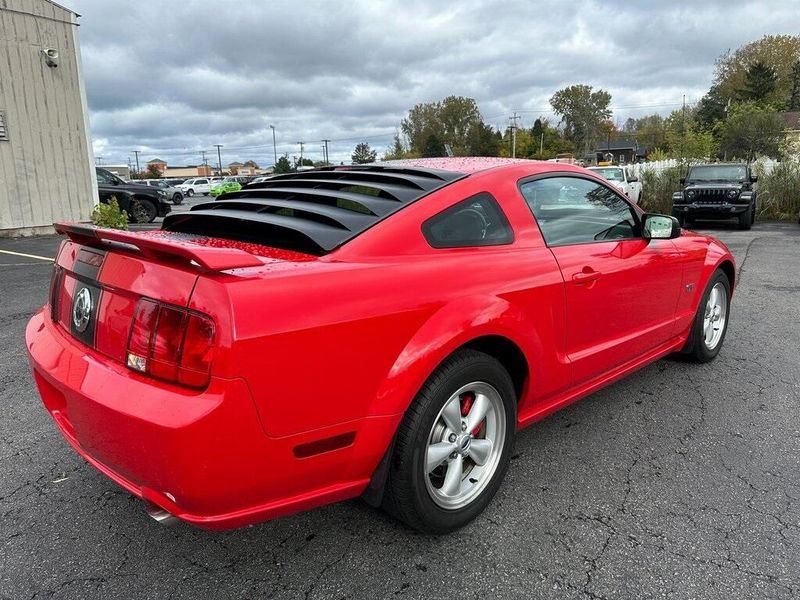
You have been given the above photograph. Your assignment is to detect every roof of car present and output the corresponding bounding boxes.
[377,156,533,174]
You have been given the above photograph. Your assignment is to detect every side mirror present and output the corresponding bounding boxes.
[750,175,758,183]
[679,177,686,185]
[642,213,681,240]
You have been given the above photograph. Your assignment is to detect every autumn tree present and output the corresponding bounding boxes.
[663,109,718,160]
[351,142,377,164]
[465,122,501,156]
[713,34,800,106]
[383,132,407,160]
[740,61,778,102]
[622,114,667,149]
[695,85,728,131]
[789,60,800,110]
[719,103,783,160]
[549,84,612,154]
[528,118,573,159]
[144,164,162,179]
[400,96,490,156]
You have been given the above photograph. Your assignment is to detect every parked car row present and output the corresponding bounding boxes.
[95,167,171,223]
[588,161,761,230]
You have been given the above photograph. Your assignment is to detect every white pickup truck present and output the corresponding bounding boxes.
[587,166,642,203]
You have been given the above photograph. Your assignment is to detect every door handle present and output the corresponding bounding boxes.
[572,269,601,284]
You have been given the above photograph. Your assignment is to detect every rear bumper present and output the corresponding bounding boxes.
[26,309,398,530]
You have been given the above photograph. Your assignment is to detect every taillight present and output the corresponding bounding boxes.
[126,298,215,389]
[49,266,63,321]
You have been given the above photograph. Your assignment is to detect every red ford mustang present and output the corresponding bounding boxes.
[26,158,735,533]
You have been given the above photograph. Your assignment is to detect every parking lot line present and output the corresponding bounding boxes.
[0,249,54,262]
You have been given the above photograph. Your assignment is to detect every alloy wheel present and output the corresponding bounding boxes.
[703,282,727,350]
[424,381,506,510]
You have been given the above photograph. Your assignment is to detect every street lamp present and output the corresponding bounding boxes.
[269,125,277,168]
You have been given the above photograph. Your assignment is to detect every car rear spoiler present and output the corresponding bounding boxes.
[54,222,264,271]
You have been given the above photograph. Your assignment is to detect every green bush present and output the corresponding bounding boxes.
[753,161,800,221]
[639,165,685,215]
[91,197,129,230]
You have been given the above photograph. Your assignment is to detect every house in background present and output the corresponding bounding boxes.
[239,160,260,176]
[146,157,167,173]
[227,161,243,174]
[592,139,642,165]
[143,158,212,178]
[0,0,95,235]
[778,111,800,155]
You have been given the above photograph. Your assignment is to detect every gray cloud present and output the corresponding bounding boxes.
[70,0,800,167]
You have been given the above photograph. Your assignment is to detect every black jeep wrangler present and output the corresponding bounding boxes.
[672,163,757,230]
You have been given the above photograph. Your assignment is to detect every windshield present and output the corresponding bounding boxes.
[688,165,747,182]
[589,168,624,182]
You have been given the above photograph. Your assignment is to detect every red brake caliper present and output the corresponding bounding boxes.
[459,393,484,436]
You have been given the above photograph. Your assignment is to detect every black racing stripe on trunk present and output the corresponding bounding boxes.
[73,247,107,280]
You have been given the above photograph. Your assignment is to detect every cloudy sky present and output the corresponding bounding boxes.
[69,0,799,169]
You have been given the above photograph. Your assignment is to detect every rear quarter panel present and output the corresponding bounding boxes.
[203,169,569,439]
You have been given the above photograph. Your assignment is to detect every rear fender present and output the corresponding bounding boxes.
[369,294,541,421]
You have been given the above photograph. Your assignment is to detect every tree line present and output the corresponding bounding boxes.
[348,34,800,164]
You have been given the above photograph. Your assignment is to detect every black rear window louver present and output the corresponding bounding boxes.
[161,165,466,255]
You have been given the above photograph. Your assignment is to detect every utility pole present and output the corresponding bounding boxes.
[269,125,277,167]
[131,150,141,175]
[297,141,305,167]
[200,150,209,175]
[213,144,223,175]
[539,131,544,156]
[509,112,520,158]
[321,139,331,165]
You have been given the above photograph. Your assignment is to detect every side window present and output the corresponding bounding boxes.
[96,169,113,184]
[197,179,208,185]
[520,176,639,246]
[422,192,513,249]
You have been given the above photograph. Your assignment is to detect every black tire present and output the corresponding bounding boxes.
[382,349,516,533]
[750,204,756,225]
[673,211,685,227]
[129,198,157,223]
[681,269,731,363]
[203,192,209,196]
[172,193,183,205]
[737,207,752,230]
[186,189,194,197]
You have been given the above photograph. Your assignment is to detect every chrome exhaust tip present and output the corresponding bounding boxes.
[145,501,177,525]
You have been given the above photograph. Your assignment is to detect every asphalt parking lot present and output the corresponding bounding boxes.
[1,222,799,599]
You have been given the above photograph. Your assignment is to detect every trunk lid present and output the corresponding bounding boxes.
[50,223,319,382]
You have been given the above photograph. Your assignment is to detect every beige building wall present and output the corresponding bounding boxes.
[0,0,95,235]
[163,167,208,178]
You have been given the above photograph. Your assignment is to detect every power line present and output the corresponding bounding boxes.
[213,144,223,175]
[131,150,140,174]
[508,112,520,158]
[321,139,331,165]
